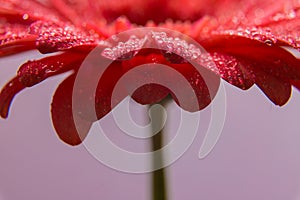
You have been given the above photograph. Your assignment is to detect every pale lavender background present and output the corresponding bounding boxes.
[1,51,300,200]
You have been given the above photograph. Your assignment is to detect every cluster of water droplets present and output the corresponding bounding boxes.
[0,24,28,46]
[212,53,255,89]
[101,31,204,64]
[271,9,297,22]
[29,21,99,52]
[216,27,278,46]
[151,31,202,62]
[102,35,147,60]
[17,60,65,87]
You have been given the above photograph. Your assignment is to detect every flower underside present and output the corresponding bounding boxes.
[1,0,300,145]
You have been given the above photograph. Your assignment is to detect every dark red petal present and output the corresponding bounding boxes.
[201,36,300,105]
[255,69,291,106]
[220,53,293,106]
[209,26,300,50]
[121,52,219,111]
[0,52,86,119]
[230,58,292,106]
[29,20,101,53]
[69,51,126,121]
[131,84,170,105]
[51,73,92,145]
[202,37,300,78]
[95,61,126,119]
[0,77,25,118]
[168,62,220,111]
[121,53,170,105]
[209,52,255,90]
[17,51,86,87]
[0,23,37,56]
[0,43,36,57]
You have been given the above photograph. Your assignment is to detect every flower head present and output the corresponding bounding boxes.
[1,0,300,145]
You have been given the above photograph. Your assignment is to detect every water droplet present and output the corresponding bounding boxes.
[264,39,273,46]
[151,31,202,62]
[101,35,146,60]
[22,14,29,20]
[288,10,296,19]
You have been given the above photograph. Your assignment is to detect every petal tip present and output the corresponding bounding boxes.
[0,110,9,119]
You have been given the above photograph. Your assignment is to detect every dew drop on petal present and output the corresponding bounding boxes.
[264,39,273,46]
[101,35,146,60]
[22,14,29,20]
[151,31,202,63]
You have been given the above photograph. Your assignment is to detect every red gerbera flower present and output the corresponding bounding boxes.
[1,0,300,145]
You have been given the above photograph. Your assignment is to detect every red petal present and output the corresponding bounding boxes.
[209,52,255,90]
[201,36,300,105]
[0,77,25,118]
[121,53,170,105]
[95,61,126,119]
[121,52,220,111]
[68,52,126,121]
[206,43,300,80]
[0,52,86,119]
[255,69,291,106]
[29,20,101,53]
[168,62,220,111]
[0,23,37,56]
[17,51,86,87]
[131,84,170,105]
[208,26,300,51]
[51,73,92,145]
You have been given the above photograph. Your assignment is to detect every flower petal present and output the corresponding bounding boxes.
[121,53,170,105]
[209,52,255,90]
[0,52,86,119]
[0,77,25,118]
[95,61,126,119]
[168,62,220,111]
[131,84,170,105]
[29,20,101,53]
[0,23,37,56]
[121,52,220,111]
[207,42,300,80]
[200,36,300,105]
[17,51,86,86]
[210,50,293,107]
[255,68,291,106]
[209,26,300,51]
[51,73,92,145]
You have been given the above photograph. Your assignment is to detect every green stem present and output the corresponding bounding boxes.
[150,97,170,200]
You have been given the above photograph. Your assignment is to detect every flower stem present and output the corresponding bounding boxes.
[150,97,170,200]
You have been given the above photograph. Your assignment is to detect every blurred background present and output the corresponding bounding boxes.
[1,51,300,200]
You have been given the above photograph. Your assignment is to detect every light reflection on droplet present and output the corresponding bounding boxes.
[22,14,29,20]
